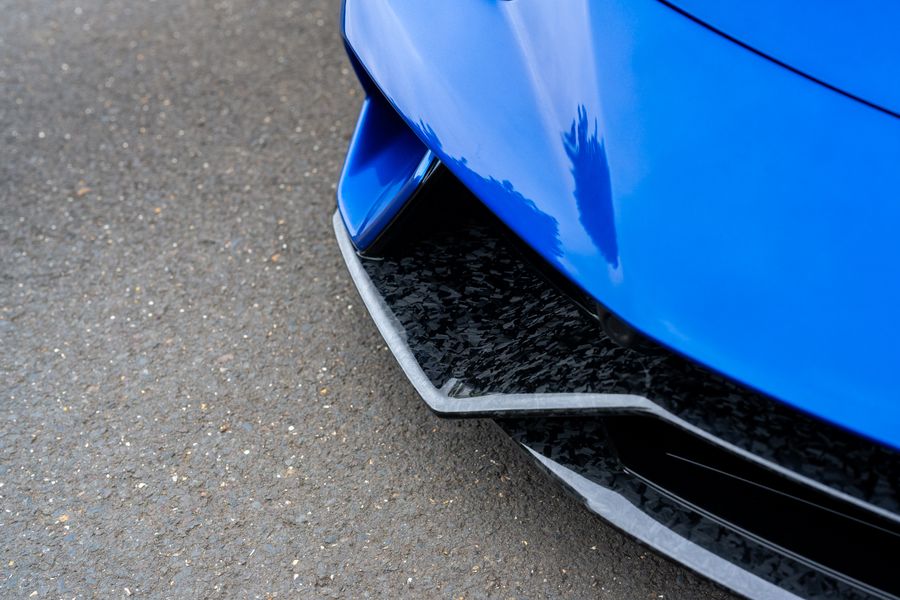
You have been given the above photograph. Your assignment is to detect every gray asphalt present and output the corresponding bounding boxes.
[0,1,737,598]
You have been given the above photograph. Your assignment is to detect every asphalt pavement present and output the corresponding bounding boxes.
[0,1,737,597]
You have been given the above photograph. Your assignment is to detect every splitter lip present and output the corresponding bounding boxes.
[334,211,808,600]
[332,210,900,528]
[524,446,802,600]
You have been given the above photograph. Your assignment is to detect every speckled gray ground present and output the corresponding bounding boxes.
[0,1,738,598]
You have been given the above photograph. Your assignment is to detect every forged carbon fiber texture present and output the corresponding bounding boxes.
[498,417,876,600]
[359,195,900,517]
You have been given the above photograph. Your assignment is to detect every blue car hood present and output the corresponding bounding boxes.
[668,0,900,116]
[343,0,900,450]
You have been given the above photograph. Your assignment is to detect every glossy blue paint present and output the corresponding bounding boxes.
[340,0,900,449]
[666,0,900,117]
[337,93,434,249]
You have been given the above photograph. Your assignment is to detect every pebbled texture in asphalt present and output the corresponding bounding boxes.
[0,1,737,598]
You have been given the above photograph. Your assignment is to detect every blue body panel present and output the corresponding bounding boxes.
[668,0,900,116]
[340,0,900,449]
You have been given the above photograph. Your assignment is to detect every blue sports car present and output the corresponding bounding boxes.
[333,1,900,598]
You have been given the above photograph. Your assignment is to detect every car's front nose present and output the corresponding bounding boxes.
[341,0,900,451]
[336,0,900,598]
